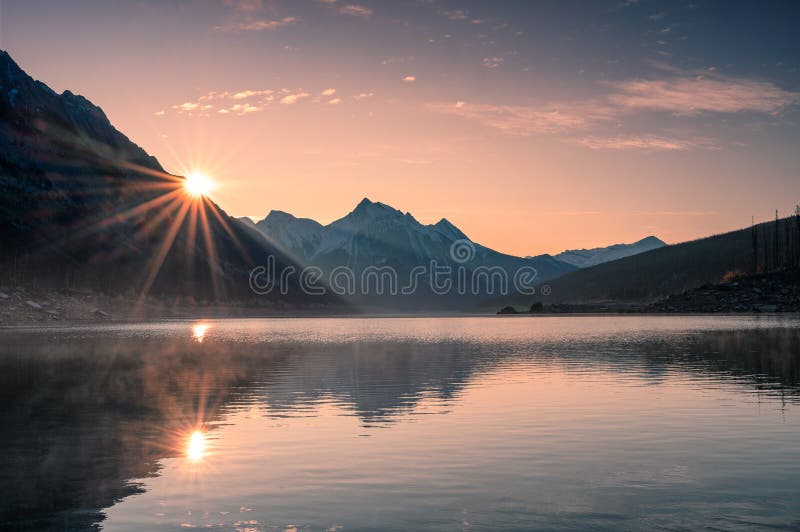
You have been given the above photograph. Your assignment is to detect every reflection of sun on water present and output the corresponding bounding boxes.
[186,430,207,462]
[192,323,209,342]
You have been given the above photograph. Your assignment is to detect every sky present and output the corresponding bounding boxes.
[1,0,799,256]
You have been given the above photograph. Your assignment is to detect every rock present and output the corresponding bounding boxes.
[92,308,111,319]
[497,306,519,315]
[758,304,778,313]
[0,292,8,299]
[25,300,42,310]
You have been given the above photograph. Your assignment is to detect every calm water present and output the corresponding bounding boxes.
[1,316,800,531]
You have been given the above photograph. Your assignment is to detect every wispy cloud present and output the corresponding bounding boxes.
[573,135,719,151]
[223,0,264,15]
[223,103,263,115]
[428,100,614,136]
[482,57,504,69]
[402,75,416,83]
[215,16,297,32]
[339,4,373,17]
[439,9,481,24]
[157,86,369,116]
[440,9,469,20]
[607,74,799,115]
[428,68,799,150]
[280,92,311,105]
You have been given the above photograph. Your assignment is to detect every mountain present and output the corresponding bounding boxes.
[552,236,666,268]
[486,215,800,308]
[0,50,339,307]
[250,210,324,262]
[248,198,576,308]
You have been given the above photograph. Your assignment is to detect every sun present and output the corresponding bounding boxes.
[184,171,213,198]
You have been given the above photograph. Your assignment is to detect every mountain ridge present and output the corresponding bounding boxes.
[245,197,576,308]
[552,235,667,268]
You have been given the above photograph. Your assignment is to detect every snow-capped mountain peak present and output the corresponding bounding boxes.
[552,236,666,268]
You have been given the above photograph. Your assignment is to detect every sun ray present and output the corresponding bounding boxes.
[198,200,222,302]
[184,199,199,290]
[203,196,251,262]
[135,199,193,306]
[105,194,186,263]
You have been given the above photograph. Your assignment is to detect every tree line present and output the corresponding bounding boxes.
[751,206,800,273]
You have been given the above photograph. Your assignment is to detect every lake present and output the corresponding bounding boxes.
[1,315,799,531]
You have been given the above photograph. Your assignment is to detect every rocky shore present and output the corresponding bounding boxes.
[646,270,800,314]
[0,285,342,325]
[497,269,800,315]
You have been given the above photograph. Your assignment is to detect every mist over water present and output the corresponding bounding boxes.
[1,316,799,531]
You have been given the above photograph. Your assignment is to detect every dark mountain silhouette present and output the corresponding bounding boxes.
[0,50,338,306]
[488,215,800,307]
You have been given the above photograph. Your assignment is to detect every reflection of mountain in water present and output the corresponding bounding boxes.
[0,325,799,529]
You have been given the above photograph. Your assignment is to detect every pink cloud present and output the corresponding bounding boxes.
[607,75,799,115]
[339,4,373,17]
[216,16,297,32]
[428,100,614,135]
[573,135,720,151]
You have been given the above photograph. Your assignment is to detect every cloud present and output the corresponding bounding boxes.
[223,0,264,15]
[353,92,374,100]
[280,92,311,105]
[429,68,798,150]
[482,57,504,69]
[339,4,373,17]
[402,75,416,83]
[573,135,720,151]
[215,16,296,32]
[607,74,800,115]
[629,210,717,216]
[170,102,214,116]
[648,12,665,21]
[231,89,273,100]
[440,9,469,20]
[428,100,614,136]
[161,86,367,116]
[223,103,263,115]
